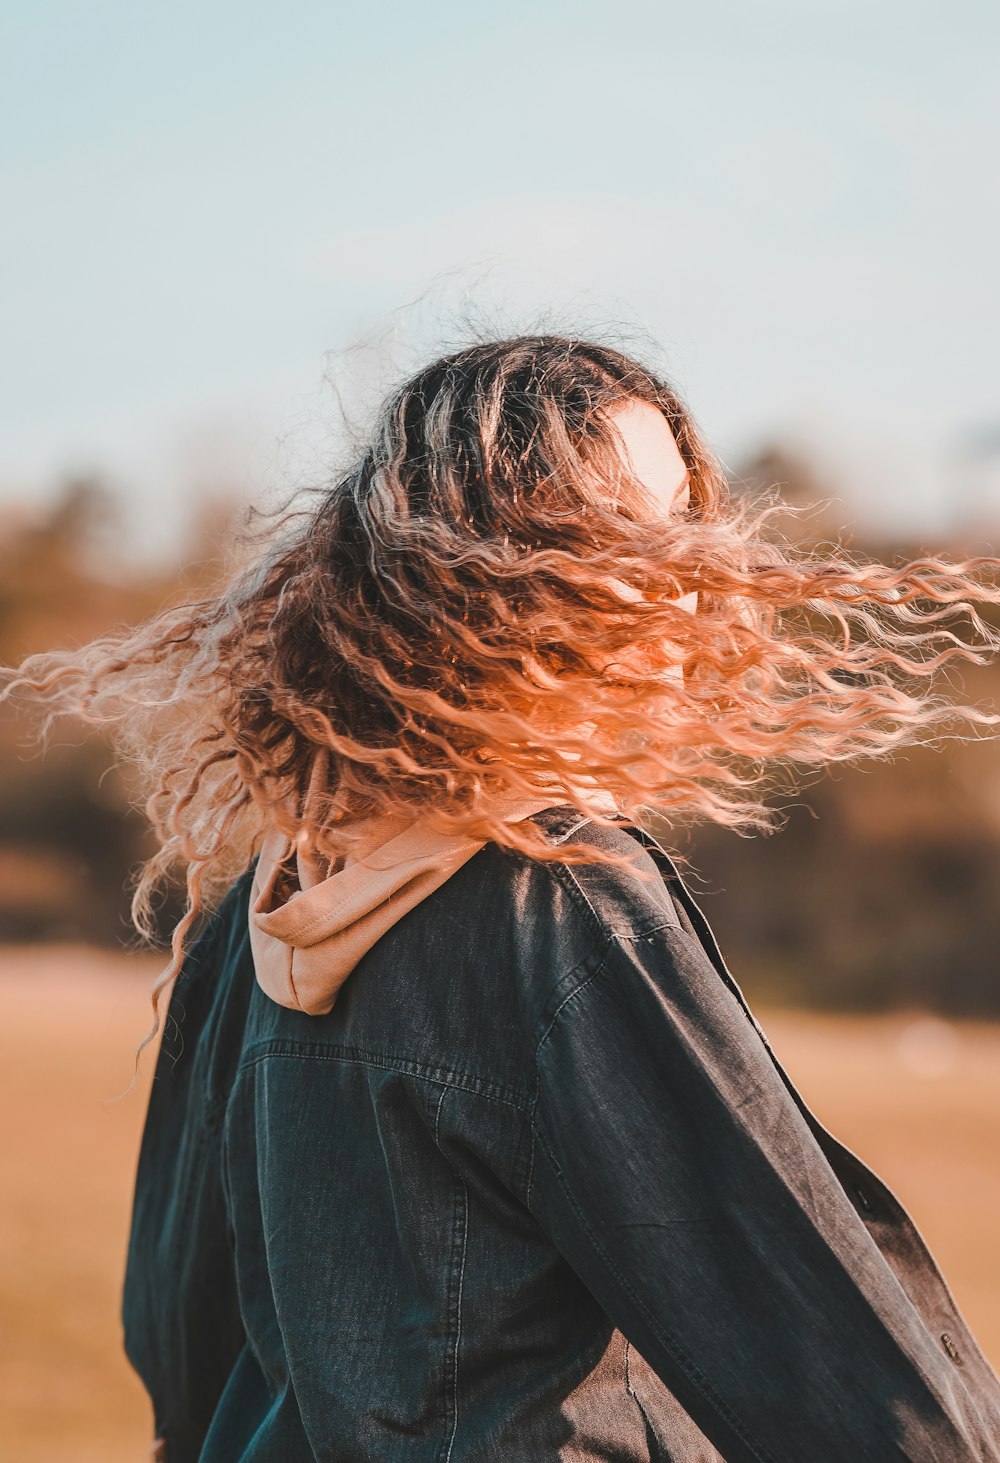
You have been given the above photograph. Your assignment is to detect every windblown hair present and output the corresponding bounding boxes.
[5,333,1000,1074]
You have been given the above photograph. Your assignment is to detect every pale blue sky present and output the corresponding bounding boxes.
[3,0,998,557]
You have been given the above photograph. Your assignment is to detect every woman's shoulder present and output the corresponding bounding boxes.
[154,863,257,1059]
[463,805,685,1022]
[517,805,683,943]
[172,862,257,986]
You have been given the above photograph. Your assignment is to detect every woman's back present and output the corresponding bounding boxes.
[11,330,1000,1459]
[122,805,1000,1461]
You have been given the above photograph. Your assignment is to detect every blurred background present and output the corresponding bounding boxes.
[2,1,999,1457]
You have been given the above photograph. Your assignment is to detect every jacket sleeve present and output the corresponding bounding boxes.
[121,894,249,1461]
[525,923,990,1463]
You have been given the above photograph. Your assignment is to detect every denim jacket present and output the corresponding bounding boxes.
[121,804,1000,1461]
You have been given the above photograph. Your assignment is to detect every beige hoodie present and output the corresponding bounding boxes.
[249,788,617,1016]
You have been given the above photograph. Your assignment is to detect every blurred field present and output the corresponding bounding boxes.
[0,948,998,1462]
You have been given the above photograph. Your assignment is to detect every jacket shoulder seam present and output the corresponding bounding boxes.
[542,821,681,941]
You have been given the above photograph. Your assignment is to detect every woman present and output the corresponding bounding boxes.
[5,334,1000,1461]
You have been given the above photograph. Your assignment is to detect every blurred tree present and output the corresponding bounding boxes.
[2,462,1000,1014]
[0,475,241,946]
[671,449,1000,1017]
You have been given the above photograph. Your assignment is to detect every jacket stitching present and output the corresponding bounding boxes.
[557,851,680,940]
[531,931,616,1071]
[432,1087,468,1463]
[544,810,598,845]
[234,1043,532,1111]
[525,1125,536,1210]
[529,828,680,951]
[525,932,615,1211]
[442,1174,468,1463]
[549,854,629,941]
[433,1083,447,1147]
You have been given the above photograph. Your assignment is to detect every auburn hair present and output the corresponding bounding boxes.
[5,332,1000,1077]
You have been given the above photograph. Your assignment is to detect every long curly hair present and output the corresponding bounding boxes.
[5,332,1000,1075]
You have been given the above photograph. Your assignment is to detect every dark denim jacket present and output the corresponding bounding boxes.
[121,805,1000,1461]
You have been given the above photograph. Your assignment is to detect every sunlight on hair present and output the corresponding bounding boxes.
[4,332,1000,1090]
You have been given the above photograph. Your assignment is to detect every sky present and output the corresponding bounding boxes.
[2,0,999,561]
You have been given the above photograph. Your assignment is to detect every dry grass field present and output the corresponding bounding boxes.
[1,946,998,1462]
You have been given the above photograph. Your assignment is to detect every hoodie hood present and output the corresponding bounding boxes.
[249,790,613,1015]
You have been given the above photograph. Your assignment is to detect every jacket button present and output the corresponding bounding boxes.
[940,1332,963,1366]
